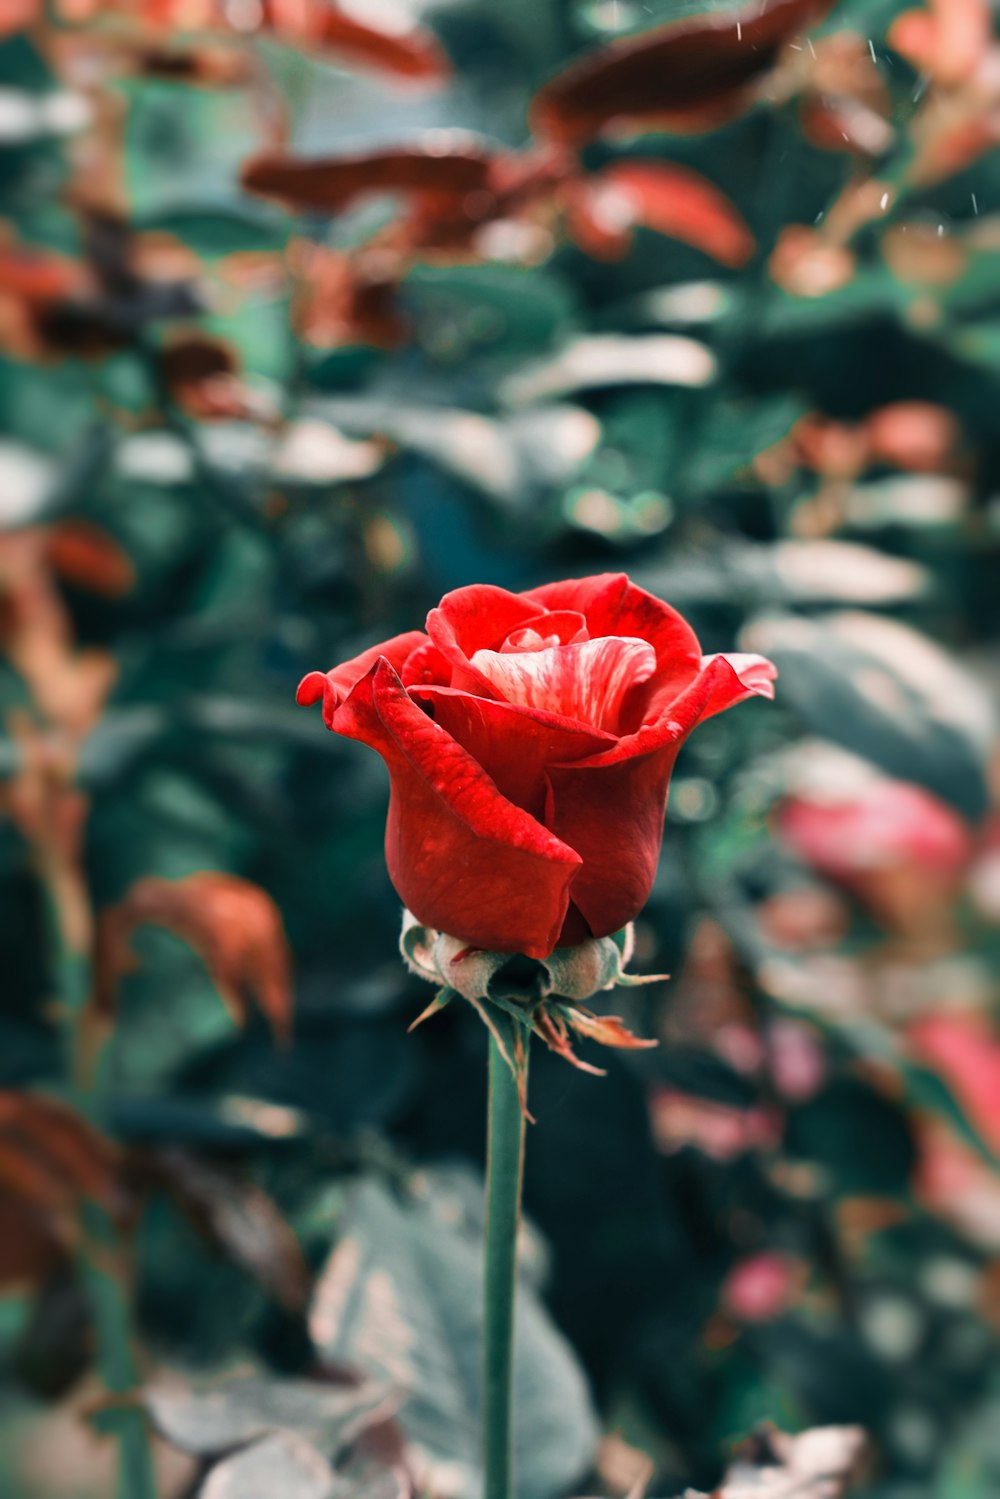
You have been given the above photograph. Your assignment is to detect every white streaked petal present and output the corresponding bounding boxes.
[470,635,656,732]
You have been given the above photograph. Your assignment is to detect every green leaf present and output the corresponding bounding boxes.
[197,1432,335,1499]
[145,1376,396,1459]
[743,611,994,819]
[308,1172,598,1499]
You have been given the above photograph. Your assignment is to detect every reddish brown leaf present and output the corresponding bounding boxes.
[0,0,38,37]
[769,224,855,297]
[241,145,493,215]
[568,160,755,265]
[531,0,836,147]
[888,0,990,86]
[287,242,408,350]
[261,0,449,80]
[863,401,961,472]
[561,176,634,260]
[310,5,449,81]
[158,333,267,421]
[0,245,87,305]
[0,1195,64,1290]
[160,332,237,387]
[0,1092,120,1216]
[45,521,135,598]
[99,872,294,1044]
[129,42,253,87]
[101,0,448,81]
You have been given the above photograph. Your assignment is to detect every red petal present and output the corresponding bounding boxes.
[544,737,684,937]
[685,652,778,720]
[296,629,428,725]
[426,584,542,696]
[589,161,755,268]
[334,659,582,958]
[522,573,702,729]
[470,635,657,733]
[500,610,589,650]
[410,685,615,819]
[543,654,775,934]
[530,0,836,147]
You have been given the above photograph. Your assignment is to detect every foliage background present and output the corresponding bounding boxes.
[1,0,999,1495]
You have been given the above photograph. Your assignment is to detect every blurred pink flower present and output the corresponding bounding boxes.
[778,779,974,881]
[768,1019,827,1102]
[908,1012,1000,1156]
[649,1087,780,1160]
[722,1251,805,1322]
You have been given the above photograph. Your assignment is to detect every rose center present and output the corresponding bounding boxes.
[502,627,561,653]
[470,634,657,733]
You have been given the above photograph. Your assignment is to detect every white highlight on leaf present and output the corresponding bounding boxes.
[501,334,716,405]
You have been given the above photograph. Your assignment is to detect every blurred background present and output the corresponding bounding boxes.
[1,0,999,1495]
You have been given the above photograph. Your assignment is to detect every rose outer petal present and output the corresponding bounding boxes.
[697,652,777,717]
[297,628,428,726]
[411,685,615,819]
[545,653,776,936]
[335,658,582,958]
[683,650,779,719]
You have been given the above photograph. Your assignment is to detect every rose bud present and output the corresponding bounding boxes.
[298,574,775,960]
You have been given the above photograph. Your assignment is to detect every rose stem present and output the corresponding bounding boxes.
[483,1021,529,1499]
[43,881,159,1499]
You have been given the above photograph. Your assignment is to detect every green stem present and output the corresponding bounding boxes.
[483,1022,528,1499]
[79,1203,159,1499]
[42,893,159,1499]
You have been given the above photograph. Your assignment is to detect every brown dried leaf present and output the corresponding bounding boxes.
[98,872,294,1044]
[311,5,449,82]
[562,1004,659,1051]
[0,0,39,38]
[0,1092,121,1223]
[567,161,754,265]
[45,521,135,598]
[531,0,836,147]
[289,245,408,350]
[888,0,991,87]
[0,1195,65,1289]
[241,145,493,215]
[158,332,271,422]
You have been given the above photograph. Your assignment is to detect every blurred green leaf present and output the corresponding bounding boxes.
[308,1172,598,1499]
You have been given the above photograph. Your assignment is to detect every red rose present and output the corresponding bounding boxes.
[298,573,775,958]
